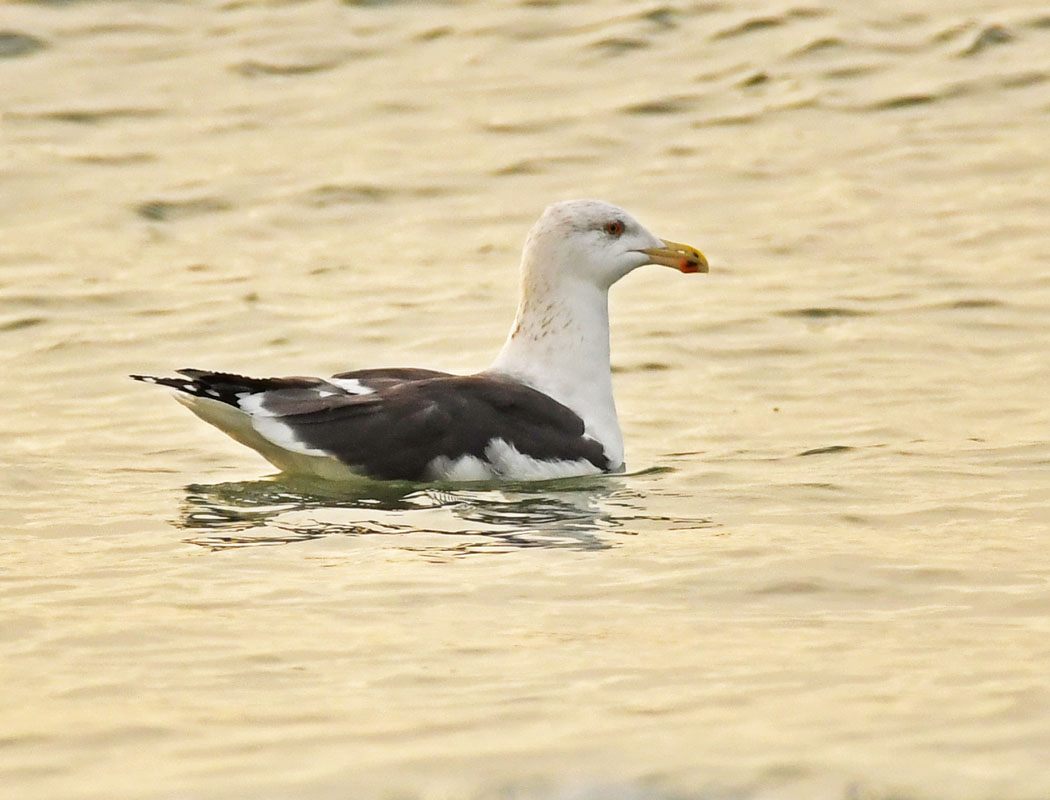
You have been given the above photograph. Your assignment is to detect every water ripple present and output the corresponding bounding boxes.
[177,477,628,554]
[135,196,232,222]
[0,31,47,58]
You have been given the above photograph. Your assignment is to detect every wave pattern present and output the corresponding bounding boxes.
[2,1,1049,800]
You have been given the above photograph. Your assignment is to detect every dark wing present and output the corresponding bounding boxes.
[132,370,609,480]
[131,369,382,416]
[330,367,453,393]
[278,375,611,480]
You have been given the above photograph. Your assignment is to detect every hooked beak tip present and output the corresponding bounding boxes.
[641,239,709,274]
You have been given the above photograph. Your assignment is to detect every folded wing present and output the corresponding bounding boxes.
[132,370,610,481]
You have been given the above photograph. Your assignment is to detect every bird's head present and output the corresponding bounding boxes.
[521,199,707,290]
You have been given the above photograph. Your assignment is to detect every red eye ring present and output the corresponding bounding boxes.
[604,220,625,237]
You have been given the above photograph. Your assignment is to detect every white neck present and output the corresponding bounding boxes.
[488,274,624,468]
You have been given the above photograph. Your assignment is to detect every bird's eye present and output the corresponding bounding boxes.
[603,220,625,237]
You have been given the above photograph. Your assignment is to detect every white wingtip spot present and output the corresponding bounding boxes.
[329,378,376,396]
[237,393,269,415]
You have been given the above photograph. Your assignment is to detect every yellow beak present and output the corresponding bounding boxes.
[641,239,709,273]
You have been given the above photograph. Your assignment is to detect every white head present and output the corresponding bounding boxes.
[520,199,707,290]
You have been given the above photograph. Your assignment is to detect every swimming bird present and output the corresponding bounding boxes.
[133,200,707,482]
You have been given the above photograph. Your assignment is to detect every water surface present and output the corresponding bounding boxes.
[2,1,1049,798]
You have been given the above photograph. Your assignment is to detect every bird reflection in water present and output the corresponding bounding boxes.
[176,474,655,555]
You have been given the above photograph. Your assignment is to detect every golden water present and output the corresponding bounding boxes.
[3,1,1049,798]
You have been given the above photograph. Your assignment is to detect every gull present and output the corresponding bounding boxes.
[133,200,707,482]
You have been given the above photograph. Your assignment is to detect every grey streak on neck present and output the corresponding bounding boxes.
[489,273,623,467]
